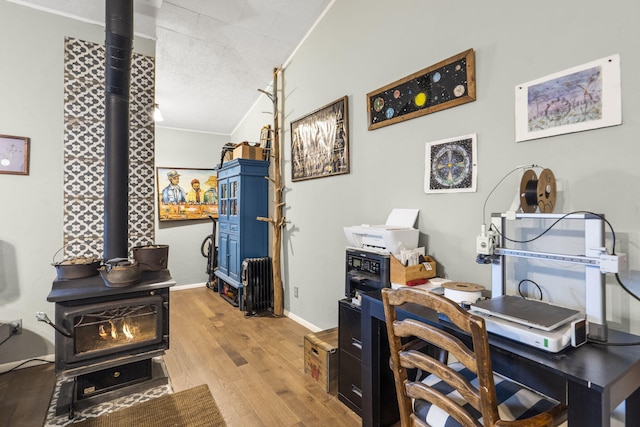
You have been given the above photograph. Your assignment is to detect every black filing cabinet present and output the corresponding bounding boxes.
[338,298,362,415]
[340,295,400,425]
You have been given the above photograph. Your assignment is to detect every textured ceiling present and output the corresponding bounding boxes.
[11,0,331,134]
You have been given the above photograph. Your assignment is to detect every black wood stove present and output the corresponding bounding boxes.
[45,271,174,415]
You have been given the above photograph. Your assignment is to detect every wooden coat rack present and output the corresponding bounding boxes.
[258,67,286,316]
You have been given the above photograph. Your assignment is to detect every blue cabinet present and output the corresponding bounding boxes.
[214,159,269,308]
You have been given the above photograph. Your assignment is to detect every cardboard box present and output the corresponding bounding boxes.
[233,142,264,160]
[304,327,338,395]
[390,255,436,285]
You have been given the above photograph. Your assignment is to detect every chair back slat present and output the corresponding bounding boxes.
[384,286,476,335]
[394,319,477,372]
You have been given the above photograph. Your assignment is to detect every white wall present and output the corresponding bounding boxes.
[233,0,640,331]
[154,127,228,287]
[0,1,155,365]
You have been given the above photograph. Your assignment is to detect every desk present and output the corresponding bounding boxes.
[361,291,640,427]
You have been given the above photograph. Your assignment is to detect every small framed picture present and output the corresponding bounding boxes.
[425,133,477,194]
[0,134,30,175]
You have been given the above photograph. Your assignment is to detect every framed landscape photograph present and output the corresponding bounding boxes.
[290,96,349,182]
[156,167,218,221]
[367,49,476,130]
[515,54,621,142]
[0,134,30,175]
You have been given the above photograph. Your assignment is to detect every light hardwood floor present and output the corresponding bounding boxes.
[0,286,360,427]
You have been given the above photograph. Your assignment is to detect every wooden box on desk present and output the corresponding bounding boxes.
[304,327,338,395]
[390,255,436,285]
[233,142,263,160]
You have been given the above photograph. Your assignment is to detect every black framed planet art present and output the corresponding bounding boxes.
[367,49,476,130]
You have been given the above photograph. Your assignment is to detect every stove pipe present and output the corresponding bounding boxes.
[104,0,133,260]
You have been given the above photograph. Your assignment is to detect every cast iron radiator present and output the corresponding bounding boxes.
[241,257,273,314]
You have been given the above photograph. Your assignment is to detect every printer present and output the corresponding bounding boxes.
[343,208,420,255]
[343,209,420,299]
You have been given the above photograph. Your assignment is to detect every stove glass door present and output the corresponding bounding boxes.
[73,296,162,356]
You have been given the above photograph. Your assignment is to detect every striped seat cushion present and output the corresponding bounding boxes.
[413,362,560,427]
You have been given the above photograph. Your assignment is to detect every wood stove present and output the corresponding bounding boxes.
[44,270,174,415]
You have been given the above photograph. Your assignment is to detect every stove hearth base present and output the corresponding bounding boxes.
[55,357,169,418]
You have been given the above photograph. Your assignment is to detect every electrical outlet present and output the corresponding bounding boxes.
[294,286,299,298]
[9,319,22,335]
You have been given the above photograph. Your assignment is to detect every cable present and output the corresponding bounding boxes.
[0,358,54,376]
[588,339,640,346]
[482,164,539,226]
[517,279,543,300]
[615,272,640,303]
[0,333,12,347]
[200,234,213,258]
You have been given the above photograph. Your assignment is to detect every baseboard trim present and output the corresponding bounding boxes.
[283,310,322,332]
[170,282,207,291]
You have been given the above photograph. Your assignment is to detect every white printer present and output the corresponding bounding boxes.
[343,208,420,254]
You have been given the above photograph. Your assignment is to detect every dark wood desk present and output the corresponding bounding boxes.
[361,291,640,427]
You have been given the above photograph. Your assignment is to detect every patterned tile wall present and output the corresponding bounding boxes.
[63,37,156,259]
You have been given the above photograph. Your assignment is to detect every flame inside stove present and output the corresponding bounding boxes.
[122,322,134,340]
[98,319,137,341]
[109,320,118,339]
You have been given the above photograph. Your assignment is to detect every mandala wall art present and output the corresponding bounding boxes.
[424,134,477,194]
[367,49,476,130]
[515,54,621,142]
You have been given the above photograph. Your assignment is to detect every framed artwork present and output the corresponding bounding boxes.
[290,96,349,182]
[515,54,621,142]
[0,134,30,175]
[156,167,218,221]
[367,49,476,130]
[424,133,477,194]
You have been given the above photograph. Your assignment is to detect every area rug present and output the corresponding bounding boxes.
[70,384,226,427]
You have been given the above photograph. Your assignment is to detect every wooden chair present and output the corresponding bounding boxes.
[381,287,567,427]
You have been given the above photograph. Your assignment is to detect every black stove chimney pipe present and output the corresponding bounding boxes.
[104,0,133,260]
